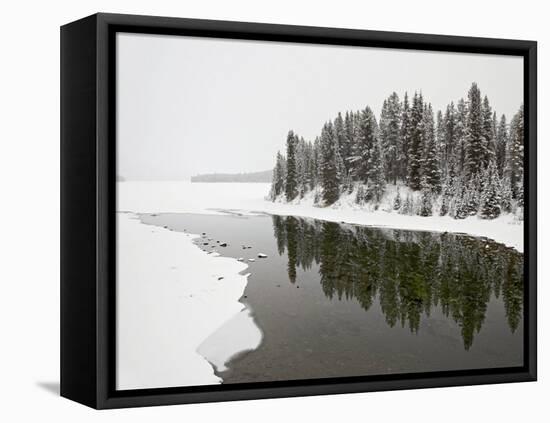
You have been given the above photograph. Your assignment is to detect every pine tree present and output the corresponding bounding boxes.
[463,176,481,216]
[443,103,457,175]
[367,139,386,203]
[440,167,457,216]
[285,130,299,201]
[418,177,433,216]
[393,188,402,211]
[342,111,355,176]
[400,92,412,183]
[352,107,379,184]
[304,141,315,192]
[380,92,402,184]
[312,136,321,189]
[465,83,484,178]
[355,185,366,205]
[334,112,347,181]
[500,177,513,213]
[296,138,305,198]
[452,183,468,219]
[496,114,508,177]
[320,121,341,205]
[399,194,414,215]
[436,109,445,173]
[454,98,468,175]
[270,151,286,200]
[422,104,441,193]
[481,95,496,168]
[505,105,524,200]
[407,92,424,190]
[480,162,502,219]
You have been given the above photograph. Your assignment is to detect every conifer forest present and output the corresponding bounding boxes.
[269,83,524,221]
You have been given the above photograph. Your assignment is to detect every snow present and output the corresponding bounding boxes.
[118,181,524,252]
[116,213,260,389]
[198,308,262,372]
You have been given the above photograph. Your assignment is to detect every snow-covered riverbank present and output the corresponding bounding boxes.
[116,213,261,389]
[118,181,523,252]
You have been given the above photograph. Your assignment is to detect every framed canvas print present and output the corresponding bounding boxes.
[60,13,537,409]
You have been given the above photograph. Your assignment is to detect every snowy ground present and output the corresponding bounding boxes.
[116,213,261,390]
[118,181,524,252]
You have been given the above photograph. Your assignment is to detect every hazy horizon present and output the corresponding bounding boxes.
[117,33,523,181]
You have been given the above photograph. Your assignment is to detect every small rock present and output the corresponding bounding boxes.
[203,242,209,245]
[218,277,224,280]
[202,232,206,235]
[237,258,244,262]
[248,258,255,262]
[257,253,268,258]
[220,243,228,247]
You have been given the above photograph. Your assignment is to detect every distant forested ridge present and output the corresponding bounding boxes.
[269,83,524,220]
[191,170,272,183]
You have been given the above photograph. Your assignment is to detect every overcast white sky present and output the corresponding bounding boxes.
[116,33,523,181]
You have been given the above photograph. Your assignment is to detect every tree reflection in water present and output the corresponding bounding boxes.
[272,215,523,350]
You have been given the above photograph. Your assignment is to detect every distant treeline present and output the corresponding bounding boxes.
[269,83,524,220]
[191,170,272,183]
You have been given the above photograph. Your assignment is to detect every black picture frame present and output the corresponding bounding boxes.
[60,12,537,409]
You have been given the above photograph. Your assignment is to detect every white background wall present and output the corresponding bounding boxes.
[1,0,546,421]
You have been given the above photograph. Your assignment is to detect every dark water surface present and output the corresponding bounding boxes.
[140,212,524,384]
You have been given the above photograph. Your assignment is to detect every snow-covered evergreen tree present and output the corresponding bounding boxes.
[443,102,457,178]
[367,139,386,203]
[400,92,412,183]
[285,130,299,201]
[463,176,481,216]
[500,177,513,213]
[422,103,441,193]
[481,95,496,168]
[399,194,414,215]
[465,83,485,178]
[270,151,286,200]
[439,171,456,216]
[320,121,341,205]
[407,92,425,190]
[454,98,468,175]
[352,107,378,184]
[436,109,446,174]
[379,92,402,184]
[393,189,402,210]
[495,114,508,177]
[418,177,433,216]
[480,162,501,219]
[505,105,524,200]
